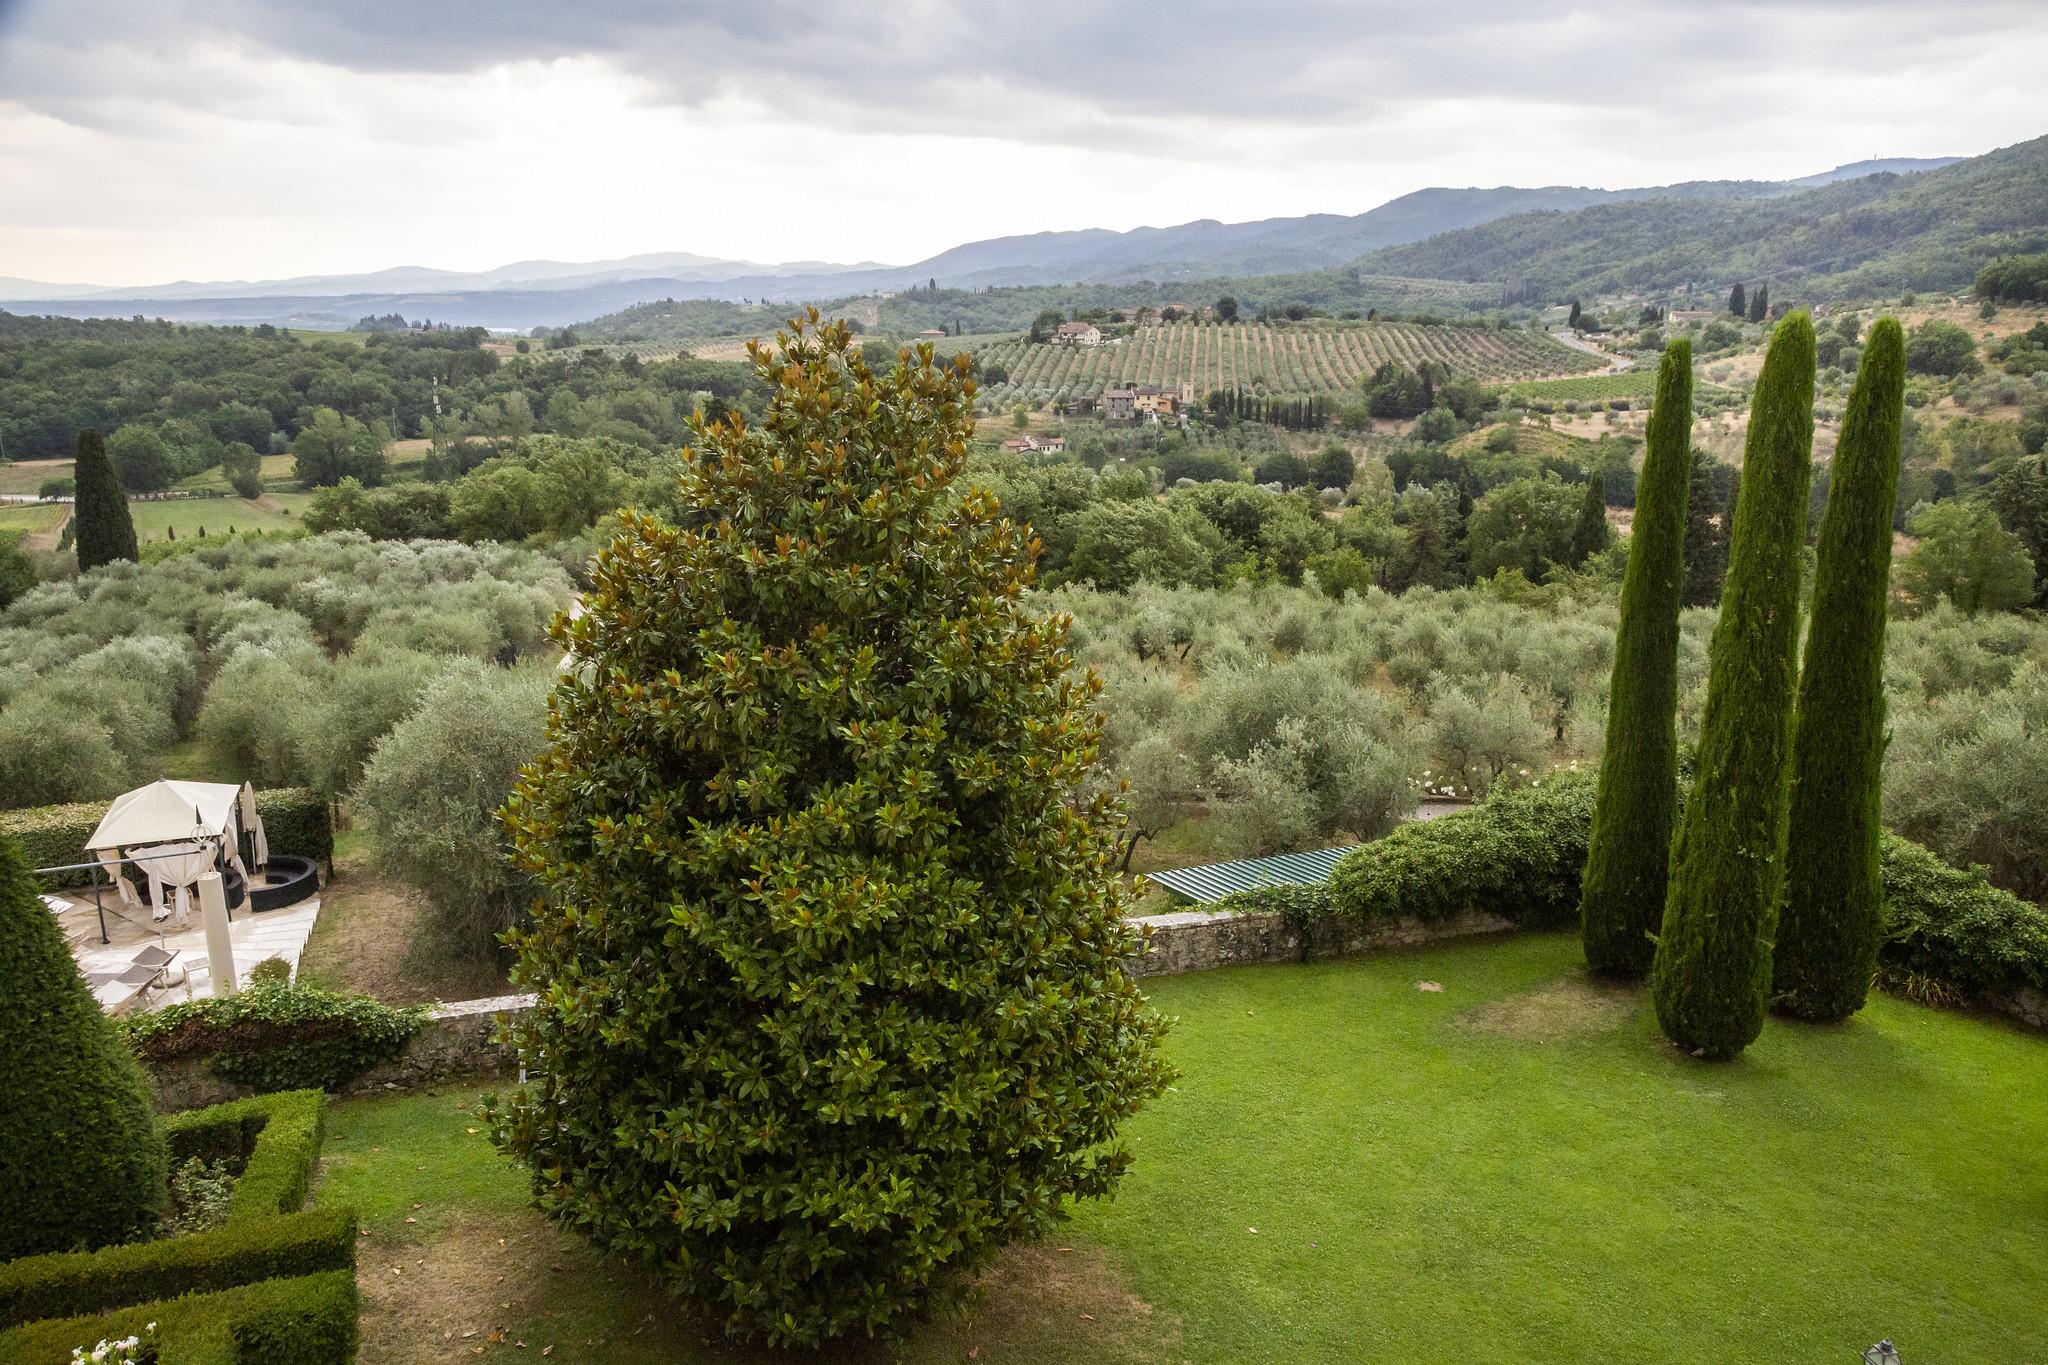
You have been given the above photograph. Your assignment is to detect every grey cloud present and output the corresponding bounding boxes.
[8,0,2044,151]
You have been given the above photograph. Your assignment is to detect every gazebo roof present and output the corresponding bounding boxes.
[86,779,244,851]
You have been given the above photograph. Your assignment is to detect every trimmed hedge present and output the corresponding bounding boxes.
[0,789,332,889]
[0,1207,354,1329]
[0,1268,358,1365]
[1224,776,2048,1010]
[0,834,167,1261]
[1880,836,2048,998]
[163,1090,326,1221]
[127,984,425,1095]
[1328,776,1599,931]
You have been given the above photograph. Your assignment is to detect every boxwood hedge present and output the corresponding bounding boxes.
[162,1090,327,1221]
[0,1267,358,1365]
[0,1206,354,1329]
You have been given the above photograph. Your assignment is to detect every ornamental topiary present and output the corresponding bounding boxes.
[73,428,138,572]
[0,834,167,1260]
[1581,341,1693,978]
[1652,313,1815,1059]
[1774,319,1907,1020]
[489,313,1174,1347]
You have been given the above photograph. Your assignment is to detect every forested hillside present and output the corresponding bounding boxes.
[0,312,760,462]
[1354,135,2048,303]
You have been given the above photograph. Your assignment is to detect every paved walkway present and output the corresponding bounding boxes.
[58,890,323,1013]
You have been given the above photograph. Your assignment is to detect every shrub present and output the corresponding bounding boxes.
[0,1207,354,1329]
[1326,774,1597,935]
[1776,319,1905,1019]
[1878,835,2048,999]
[126,984,424,1095]
[491,316,1173,1346]
[162,1091,326,1222]
[1653,313,1814,1060]
[355,661,551,963]
[163,1157,238,1237]
[0,1268,358,1365]
[0,835,167,1260]
[1581,341,1692,978]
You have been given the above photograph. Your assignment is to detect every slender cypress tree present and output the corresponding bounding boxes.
[1729,283,1747,317]
[73,428,138,571]
[1750,284,1771,324]
[1581,342,1694,978]
[1651,313,1815,1059]
[1681,452,1729,606]
[1774,319,1905,1019]
[1568,472,1611,566]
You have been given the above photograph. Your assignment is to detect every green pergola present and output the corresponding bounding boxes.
[1144,845,1356,905]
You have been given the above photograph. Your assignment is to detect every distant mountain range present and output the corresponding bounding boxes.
[1352,140,2042,303]
[0,154,1983,330]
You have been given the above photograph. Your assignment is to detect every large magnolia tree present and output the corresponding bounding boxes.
[490,314,1172,1346]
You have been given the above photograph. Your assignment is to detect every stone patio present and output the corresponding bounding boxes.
[50,883,323,1014]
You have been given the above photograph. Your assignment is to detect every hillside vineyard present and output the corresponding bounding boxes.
[971,320,1601,410]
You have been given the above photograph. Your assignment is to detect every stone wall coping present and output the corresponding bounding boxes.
[428,992,538,1020]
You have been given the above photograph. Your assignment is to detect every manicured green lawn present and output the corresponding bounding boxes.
[317,933,2048,1363]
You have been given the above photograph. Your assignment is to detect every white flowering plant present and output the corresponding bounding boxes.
[69,1324,157,1364]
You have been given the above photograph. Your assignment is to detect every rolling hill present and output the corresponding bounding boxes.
[1351,135,2048,303]
[0,153,1977,330]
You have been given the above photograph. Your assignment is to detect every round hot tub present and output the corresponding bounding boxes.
[248,854,320,912]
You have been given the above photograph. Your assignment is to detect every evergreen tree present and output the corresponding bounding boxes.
[1568,300,1583,328]
[72,427,138,571]
[1989,454,2048,606]
[0,834,168,1258]
[1774,319,1905,1019]
[1729,282,1747,317]
[1681,452,1729,605]
[1651,313,1815,1059]
[1749,283,1770,324]
[1568,473,1611,565]
[1581,342,1694,978]
[490,315,1172,1346]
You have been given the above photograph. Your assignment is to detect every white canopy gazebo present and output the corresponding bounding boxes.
[85,779,269,926]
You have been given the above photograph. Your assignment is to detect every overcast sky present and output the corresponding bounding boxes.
[2,0,2044,287]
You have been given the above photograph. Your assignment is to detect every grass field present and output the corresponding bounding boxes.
[0,458,73,496]
[128,493,308,541]
[316,932,2048,1363]
[176,452,300,493]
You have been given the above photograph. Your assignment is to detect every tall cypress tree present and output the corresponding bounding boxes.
[1729,283,1747,317]
[1774,319,1905,1019]
[1568,472,1611,566]
[1651,313,1815,1059]
[72,428,138,571]
[1749,284,1770,324]
[1581,342,1694,978]
[1681,452,1729,606]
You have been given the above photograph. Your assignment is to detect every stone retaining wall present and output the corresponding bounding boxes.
[1126,906,1513,976]
[141,910,2045,1110]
